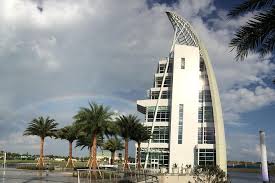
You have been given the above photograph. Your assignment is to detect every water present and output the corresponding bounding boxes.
[1,168,275,183]
[229,171,275,183]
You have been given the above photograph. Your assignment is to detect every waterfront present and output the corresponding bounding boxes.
[229,171,275,183]
[1,168,275,183]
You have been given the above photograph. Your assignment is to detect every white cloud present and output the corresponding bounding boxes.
[223,86,275,124]
[1,0,89,28]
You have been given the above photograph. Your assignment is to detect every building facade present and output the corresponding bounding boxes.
[136,12,227,173]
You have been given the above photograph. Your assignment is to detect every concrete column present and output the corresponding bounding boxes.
[259,131,269,183]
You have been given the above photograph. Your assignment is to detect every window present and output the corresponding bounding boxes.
[198,107,203,123]
[204,91,212,102]
[168,64,173,73]
[198,106,214,123]
[181,58,185,69]
[200,60,205,72]
[159,64,165,73]
[155,76,172,87]
[200,75,209,86]
[204,106,214,123]
[140,148,169,168]
[178,104,184,144]
[199,91,203,103]
[151,90,172,99]
[158,63,173,73]
[196,149,216,166]
[146,111,170,122]
[199,90,212,103]
[198,128,203,144]
[146,126,169,143]
[204,127,215,144]
[198,127,215,144]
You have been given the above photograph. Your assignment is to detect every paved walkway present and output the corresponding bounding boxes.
[1,169,77,183]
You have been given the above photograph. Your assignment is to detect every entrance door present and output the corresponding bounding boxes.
[151,159,159,169]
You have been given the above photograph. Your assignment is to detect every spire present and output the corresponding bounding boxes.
[166,11,199,47]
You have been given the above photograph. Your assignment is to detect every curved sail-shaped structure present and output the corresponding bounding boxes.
[136,12,227,173]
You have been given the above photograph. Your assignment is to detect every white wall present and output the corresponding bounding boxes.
[168,44,200,172]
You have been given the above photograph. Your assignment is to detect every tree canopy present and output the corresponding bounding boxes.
[23,116,58,139]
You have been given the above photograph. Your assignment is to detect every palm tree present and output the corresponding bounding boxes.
[228,0,275,61]
[57,124,79,168]
[74,102,113,170]
[102,138,124,165]
[23,116,58,169]
[116,114,139,170]
[131,123,150,170]
[75,133,104,166]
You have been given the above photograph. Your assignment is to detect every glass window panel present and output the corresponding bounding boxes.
[158,63,173,73]
[178,104,184,144]
[146,126,169,143]
[197,148,216,166]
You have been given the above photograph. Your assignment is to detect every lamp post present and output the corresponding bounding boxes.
[259,130,269,183]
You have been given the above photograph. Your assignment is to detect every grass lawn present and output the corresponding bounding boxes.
[1,159,88,168]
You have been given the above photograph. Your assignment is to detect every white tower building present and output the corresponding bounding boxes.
[136,12,227,173]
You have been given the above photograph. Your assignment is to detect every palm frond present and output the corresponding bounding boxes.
[229,5,275,60]
[228,0,274,18]
[102,138,124,152]
[131,123,150,143]
[57,124,79,142]
[258,30,275,55]
[23,116,58,139]
[75,132,104,150]
[116,114,140,140]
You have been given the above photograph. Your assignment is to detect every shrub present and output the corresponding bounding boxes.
[193,165,230,183]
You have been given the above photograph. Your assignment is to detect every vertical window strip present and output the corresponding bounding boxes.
[178,104,184,144]
[181,58,185,69]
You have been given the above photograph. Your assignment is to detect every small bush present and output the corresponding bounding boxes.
[193,165,230,183]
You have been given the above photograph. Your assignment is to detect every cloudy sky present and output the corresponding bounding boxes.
[0,0,274,162]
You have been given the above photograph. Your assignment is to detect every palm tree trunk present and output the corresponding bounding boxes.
[38,137,44,169]
[86,147,92,167]
[124,138,129,170]
[91,133,97,171]
[66,141,74,168]
[137,142,141,170]
[111,151,115,165]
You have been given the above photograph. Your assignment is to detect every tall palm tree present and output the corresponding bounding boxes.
[116,114,139,170]
[74,102,113,170]
[57,124,79,168]
[131,123,150,170]
[228,0,275,61]
[102,138,124,165]
[23,116,58,169]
